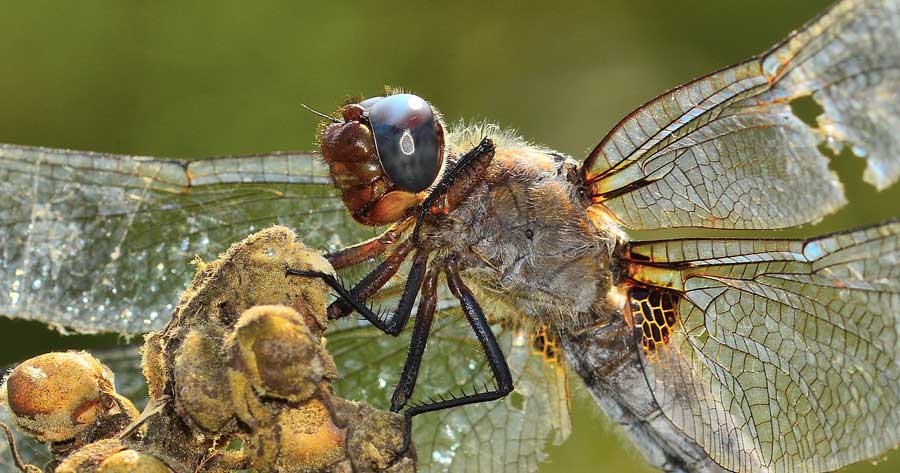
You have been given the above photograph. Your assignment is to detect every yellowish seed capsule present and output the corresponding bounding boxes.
[277,400,346,471]
[54,439,174,473]
[2,351,114,443]
[227,305,335,403]
[96,449,174,473]
[172,327,233,433]
[250,398,346,473]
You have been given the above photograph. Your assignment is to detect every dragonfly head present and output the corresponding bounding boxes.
[320,93,445,226]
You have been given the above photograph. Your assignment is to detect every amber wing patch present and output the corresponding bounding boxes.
[530,324,562,365]
[627,286,679,357]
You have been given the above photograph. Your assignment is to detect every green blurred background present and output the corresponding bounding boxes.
[1,1,899,471]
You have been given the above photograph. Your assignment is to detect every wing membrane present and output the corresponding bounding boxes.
[625,220,900,472]
[585,0,899,230]
[328,308,572,473]
[0,144,364,334]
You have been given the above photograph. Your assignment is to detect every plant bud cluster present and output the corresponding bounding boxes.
[2,226,414,473]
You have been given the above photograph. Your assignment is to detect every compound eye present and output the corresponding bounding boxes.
[365,94,442,192]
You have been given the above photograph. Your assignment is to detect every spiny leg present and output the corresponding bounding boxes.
[396,256,513,452]
[325,138,495,319]
[287,247,429,336]
[380,249,429,335]
[406,256,513,415]
[390,267,440,412]
[327,239,414,320]
[325,218,412,270]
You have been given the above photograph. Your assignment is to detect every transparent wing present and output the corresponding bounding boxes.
[623,220,900,472]
[584,0,899,230]
[0,345,146,470]
[328,308,572,473]
[0,144,367,334]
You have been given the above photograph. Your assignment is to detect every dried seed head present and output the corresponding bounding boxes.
[227,305,336,403]
[250,398,345,473]
[172,327,233,433]
[54,438,173,473]
[1,351,115,442]
[340,401,412,472]
[96,449,173,473]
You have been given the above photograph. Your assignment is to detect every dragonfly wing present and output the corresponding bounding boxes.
[328,307,572,473]
[0,144,364,334]
[623,220,900,472]
[584,0,899,230]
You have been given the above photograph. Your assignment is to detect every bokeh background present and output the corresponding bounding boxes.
[1,1,899,471]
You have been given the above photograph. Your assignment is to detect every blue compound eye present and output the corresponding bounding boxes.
[364,94,442,192]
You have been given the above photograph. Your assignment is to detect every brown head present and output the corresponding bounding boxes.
[319,93,445,226]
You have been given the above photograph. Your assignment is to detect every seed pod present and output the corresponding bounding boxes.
[172,326,233,433]
[54,438,173,473]
[95,449,173,473]
[248,398,345,473]
[227,305,337,404]
[1,351,136,444]
[338,400,414,473]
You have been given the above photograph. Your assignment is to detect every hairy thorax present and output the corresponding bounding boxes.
[422,135,622,327]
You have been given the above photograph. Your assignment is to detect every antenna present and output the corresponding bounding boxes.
[300,104,340,123]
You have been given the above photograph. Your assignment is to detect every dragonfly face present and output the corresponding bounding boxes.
[320,94,445,226]
[2,1,900,472]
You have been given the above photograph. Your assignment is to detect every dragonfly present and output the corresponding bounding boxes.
[2,0,899,471]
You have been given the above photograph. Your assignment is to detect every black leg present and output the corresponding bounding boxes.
[394,256,514,454]
[390,267,439,412]
[286,248,428,336]
[327,240,414,320]
[381,249,428,334]
[404,256,513,418]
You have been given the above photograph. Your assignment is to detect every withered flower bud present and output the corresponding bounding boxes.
[249,398,345,473]
[172,327,233,433]
[54,438,173,473]
[226,305,336,403]
[1,351,131,443]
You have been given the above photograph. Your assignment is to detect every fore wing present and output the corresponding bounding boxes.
[0,144,364,334]
[623,220,900,472]
[584,0,899,230]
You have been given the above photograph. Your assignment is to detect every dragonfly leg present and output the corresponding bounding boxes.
[324,218,413,269]
[324,138,494,319]
[286,248,428,336]
[403,255,513,417]
[326,239,414,320]
[390,267,439,412]
[377,249,429,335]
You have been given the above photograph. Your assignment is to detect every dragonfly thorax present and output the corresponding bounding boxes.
[423,128,622,328]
